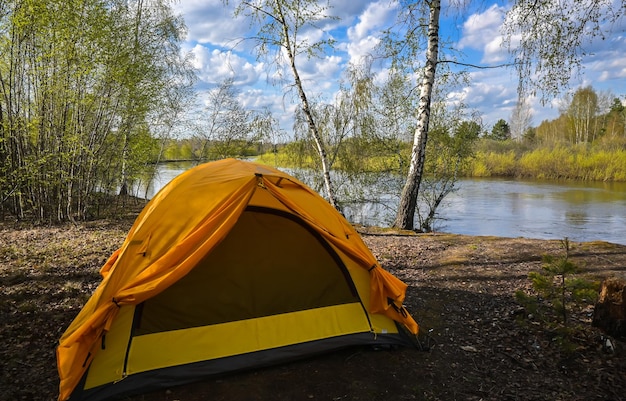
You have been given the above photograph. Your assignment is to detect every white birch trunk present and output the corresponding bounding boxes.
[275,0,338,210]
[394,0,441,230]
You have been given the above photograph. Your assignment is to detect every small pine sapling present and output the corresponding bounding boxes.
[516,238,599,329]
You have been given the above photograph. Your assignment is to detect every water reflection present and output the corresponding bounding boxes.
[444,179,626,244]
[564,211,588,226]
[141,164,626,245]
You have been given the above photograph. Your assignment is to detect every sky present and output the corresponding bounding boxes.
[170,0,626,136]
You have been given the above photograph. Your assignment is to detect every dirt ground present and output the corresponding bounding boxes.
[1,210,625,401]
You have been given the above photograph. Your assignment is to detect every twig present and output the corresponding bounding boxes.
[498,351,529,369]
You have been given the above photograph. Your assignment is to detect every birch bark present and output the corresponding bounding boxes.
[274,0,338,210]
[393,0,440,230]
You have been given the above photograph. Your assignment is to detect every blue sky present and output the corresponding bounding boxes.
[171,0,626,135]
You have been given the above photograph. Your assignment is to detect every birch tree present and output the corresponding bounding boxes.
[0,0,193,221]
[388,0,625,230]
[417,117,479,232]
[509,98,533,141]
[391,0,443,229]
[290,61,415,214]
[225,0,340,209]
[565,86,599,144]
[502,0,626,101]
[383,0,474,230]
[197,78,268,160]
[114,0,194,197]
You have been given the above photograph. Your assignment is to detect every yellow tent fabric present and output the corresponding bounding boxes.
[57,158,418,401]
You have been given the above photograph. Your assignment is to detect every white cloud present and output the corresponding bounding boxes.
[591,56,626,82]
[581,35,626,85]
[458,5,505,49]
[294,55,343,97]
[174,0,625,135]
[173,0,249,46]
[343,0,399,64]
[447,68,564,128]
[237,89,298,133]
[346,36,380,63]
[238,88,278,111]
[317,55,344,78]
[482,37,507,64]
[347,0,397,41]
[191,45,264,86]
[458,4,508,64]
[448,82,509,113]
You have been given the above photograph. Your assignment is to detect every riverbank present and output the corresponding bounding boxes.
[1,216,625,400]
[469,143,626,181]
[255,142,626,182]
[144,163,626,244]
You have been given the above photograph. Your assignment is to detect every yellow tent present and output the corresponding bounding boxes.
[57,158,418,401]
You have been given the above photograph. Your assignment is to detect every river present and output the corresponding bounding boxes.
[140,162,626,245]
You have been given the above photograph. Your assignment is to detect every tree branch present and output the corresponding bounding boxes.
[438,60,515,69]
[241,1,281,24]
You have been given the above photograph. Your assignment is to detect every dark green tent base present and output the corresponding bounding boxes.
[69,330,414,401]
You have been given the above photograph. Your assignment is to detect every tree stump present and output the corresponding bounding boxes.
[592,277,626,339]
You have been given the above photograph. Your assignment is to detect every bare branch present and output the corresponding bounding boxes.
[438,60,515,69]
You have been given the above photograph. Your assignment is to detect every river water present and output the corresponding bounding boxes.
[141,163,626,245]
[440,179,625,244]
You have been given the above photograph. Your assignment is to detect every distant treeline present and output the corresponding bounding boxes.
[468,140,626,181]
[180,86,626,182]
[168,134,626,182]
[251,140,626,182]
[467,87,626,181]
[159,138,269,162]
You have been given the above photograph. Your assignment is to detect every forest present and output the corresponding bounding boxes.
[0,0,195,222]
[1,0,625,225]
